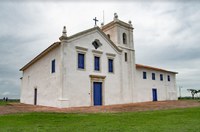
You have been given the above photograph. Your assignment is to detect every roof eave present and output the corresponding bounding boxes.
[102,20,134,30]
[20,42,61,71]
[67,26,122,53]
[136,64,178,74]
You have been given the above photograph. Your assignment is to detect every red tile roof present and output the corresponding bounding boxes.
[136,64,178,74]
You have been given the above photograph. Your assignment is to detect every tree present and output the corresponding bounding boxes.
[187,89,200,99]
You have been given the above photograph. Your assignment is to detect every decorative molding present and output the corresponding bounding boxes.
[75,46,88,52]
[106,53,116,57]
[118,46,134,51]
[58,98,69,101]
[89,75,106,79]
[68,27,122,53]
[92,50,103,55]
[102,20,134,31]
[92,39,102,49]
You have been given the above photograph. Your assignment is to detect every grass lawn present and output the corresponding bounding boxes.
[0,107,200,132]
[0,101,9,106]
[0,100,19,106]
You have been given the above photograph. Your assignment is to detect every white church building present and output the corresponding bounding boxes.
[20,13,178,108]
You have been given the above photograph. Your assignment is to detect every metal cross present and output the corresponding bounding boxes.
[93,17,98,26]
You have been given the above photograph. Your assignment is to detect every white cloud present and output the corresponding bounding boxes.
[0,1,200,98]
[2,92,10,96]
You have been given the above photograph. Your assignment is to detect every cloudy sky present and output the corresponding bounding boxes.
[0,0,200,99]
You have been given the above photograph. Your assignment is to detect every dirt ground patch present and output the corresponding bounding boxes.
[0,100,200,115]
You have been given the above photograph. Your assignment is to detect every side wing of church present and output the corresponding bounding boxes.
[20,13,178,108]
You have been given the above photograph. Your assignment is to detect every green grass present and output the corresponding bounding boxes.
[178,97,200,100]
[0,100,19,106]
[0,107,200,132]
[0,101,9,106]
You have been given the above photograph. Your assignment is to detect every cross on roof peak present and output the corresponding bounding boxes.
[93,17,98,26]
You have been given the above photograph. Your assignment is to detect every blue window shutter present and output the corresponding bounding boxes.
[51,59,55,73]
[108,59,113,73]
[94,56,100,71]
[78,53,84,69]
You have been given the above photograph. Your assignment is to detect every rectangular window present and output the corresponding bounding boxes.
[51,59,55,73]
[143,72,147,79]
[168,75,170,81]
[125,53,127,62]
[152,73,155,80]
[108,59,113,73]
[94,56,100,71]
[78,53,85,69]
[160,74,163,81]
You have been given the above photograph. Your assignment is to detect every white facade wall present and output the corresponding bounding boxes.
[21,46,62,107]
[135,68,177,102]
[20,18,178,108]
[62,30,132,107]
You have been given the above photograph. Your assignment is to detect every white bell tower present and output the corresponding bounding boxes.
[102,13,136,103]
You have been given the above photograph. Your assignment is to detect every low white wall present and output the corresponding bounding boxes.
[135,68,177,102]
[21,46,62,107]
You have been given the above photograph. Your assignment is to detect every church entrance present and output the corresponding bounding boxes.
[93,82,102,106]
[34,88,37,105]
[89,75,106,106]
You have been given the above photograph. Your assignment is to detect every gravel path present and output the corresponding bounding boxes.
[0,100,200,115]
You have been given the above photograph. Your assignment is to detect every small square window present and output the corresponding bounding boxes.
[143,72,147,79]
[168,75,170,81]
[94,56,100,71]
[152,73,155,80]
[108,59,114,73]
[160,74,163,81]
[78,53,85,69]
[51,59,55,73]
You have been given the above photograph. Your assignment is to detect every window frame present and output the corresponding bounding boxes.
[152,73,156,80]
[108,58,114,73]
[92,50,103,72]
[106,53,116,74]
[167,75,170,82]
[51,59,55,73]
[125,52,128,62]
[77,52,85,70]
[76,46,88,71]
[122,33,127,44]
[160,74,163,81]
[94,56,100,71]
[143,72,147,79]
[107,34,110,39]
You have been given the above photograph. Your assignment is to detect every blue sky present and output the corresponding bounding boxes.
[0,0,200,99]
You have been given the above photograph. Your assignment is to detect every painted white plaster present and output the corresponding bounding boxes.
[20,46,62,107]
[20,16,177,108]
[135,68,177,102]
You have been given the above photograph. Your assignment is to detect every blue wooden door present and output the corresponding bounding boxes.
[93,82,102,106]
[34,88,37,105]
[152,89,157,101]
